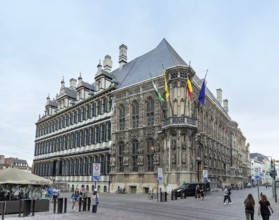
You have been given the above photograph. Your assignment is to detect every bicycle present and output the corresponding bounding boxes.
[148,192,157,200]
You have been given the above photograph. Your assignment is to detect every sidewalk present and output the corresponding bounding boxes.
[3,186,279,220]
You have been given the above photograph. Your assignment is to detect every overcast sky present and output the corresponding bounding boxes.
[1,0,278,166]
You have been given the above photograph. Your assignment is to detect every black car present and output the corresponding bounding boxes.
[173,182,210,197]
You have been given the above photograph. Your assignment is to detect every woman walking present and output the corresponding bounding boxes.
[244,193,255,220]
[71,188,80,211]
[258,194,274,220]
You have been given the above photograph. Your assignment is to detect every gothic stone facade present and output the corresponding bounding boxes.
[33,39,250,193]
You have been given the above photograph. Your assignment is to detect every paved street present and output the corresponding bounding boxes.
[4,186,279,220]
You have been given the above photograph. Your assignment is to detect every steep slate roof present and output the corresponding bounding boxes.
[63,87,77,99]
[112,38,228,116]
[112,38,188,88]
[77,81,95,91]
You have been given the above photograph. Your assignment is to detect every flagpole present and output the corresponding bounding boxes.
[162,66,174,118]
[150,73,166,118]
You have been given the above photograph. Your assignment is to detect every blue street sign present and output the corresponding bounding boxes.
[92,176,100,181]
[255,176,261,180]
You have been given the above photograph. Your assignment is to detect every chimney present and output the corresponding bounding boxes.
[119,44,127,67]
[223,99,229,113]
[70,78,77,89]
[216,88,222,105]
[103,55,112,72]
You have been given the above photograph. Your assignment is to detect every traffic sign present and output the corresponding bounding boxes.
[92,163,100,182]
[255,176,261,180]
[158,168,163,181]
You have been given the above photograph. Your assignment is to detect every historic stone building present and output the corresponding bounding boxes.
[33,39,250,193]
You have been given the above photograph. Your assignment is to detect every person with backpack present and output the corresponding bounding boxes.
[258,194,273,220]
[244,193,255,220]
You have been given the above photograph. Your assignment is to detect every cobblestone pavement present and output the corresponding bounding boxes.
[3,186,279,220]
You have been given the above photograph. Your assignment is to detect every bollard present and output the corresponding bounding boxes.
[82,197,87,211]
[57,198,63,214]
[78,198,82,212]
[160,192,162,202]
[53,198,57,213]
[175,191,177,200]
[18,200,22,217]
[171,190,174,200]
[64,198,67,213]
[31,199,35,216]
[23,199,31,217]
[165,192,167,202]
[87,197,91,211]
[1,202,6,220]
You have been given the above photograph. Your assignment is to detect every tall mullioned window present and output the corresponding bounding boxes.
[147,138,155,171]
[146,98,154,126]
[118,142,125,172]
[132,140,138,172]
[119,105,125,130]
[132,101,139,128]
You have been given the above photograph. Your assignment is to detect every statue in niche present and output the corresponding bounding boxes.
[123,157,129,166]
[153,154,160,164]
[182,154,187,163]
[171,139,176,150]
[137,155,143,165]
[110,157,115,167]
[172,154,176,163]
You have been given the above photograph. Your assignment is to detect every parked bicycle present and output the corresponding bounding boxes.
[148,191,157,200]
[116,187,126,194]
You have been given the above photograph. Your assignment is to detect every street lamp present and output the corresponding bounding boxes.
[270,159,277,202]
[267,156,277,203]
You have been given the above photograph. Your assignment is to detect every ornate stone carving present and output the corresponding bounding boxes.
[171,139,176,150]
[115,91,126,99]
[182,154,187,163]
[130,130,139,139]
[123,157,129,166]
[143,128,155,137]
[137,155,143,166]
[153,154,160,165]
[110,157,115,167]
[172,154,176,163]
[128,87,140,95]
[116,132,125,141]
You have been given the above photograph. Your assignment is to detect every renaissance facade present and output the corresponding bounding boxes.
[33,39,251,193]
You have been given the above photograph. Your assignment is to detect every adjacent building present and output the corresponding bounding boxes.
[0,155,30,171]
[33,39,250,193]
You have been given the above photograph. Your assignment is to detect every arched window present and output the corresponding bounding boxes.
[147,138,155,171]
[146,98,154,126]
[132,140,138,172]
[132,101,139,128]
[118,142,125,172]
[119,105,125,130]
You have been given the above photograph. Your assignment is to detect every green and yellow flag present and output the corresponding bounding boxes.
[164,70,169,102]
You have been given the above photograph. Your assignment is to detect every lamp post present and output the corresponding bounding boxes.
[267,156,277,203]
[270,159,277,202]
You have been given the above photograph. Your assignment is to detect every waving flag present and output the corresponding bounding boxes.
[198,80,206,105]
[152,80,164,103]
[187,79,193,101]
[164,71,169,102]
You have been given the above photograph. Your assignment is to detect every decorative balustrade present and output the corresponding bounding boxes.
[162,117,198,129]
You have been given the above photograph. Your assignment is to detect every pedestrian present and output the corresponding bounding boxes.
[200,185,205,200]
[91,189,99,214]
[227,186,232,204]
[71,188,80,211]
[223,186,232,205]
[52,187,59,202]
[258,194,273,220]
[195,185,200,198]
[244,193,255,220]
[47,187,53,201]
